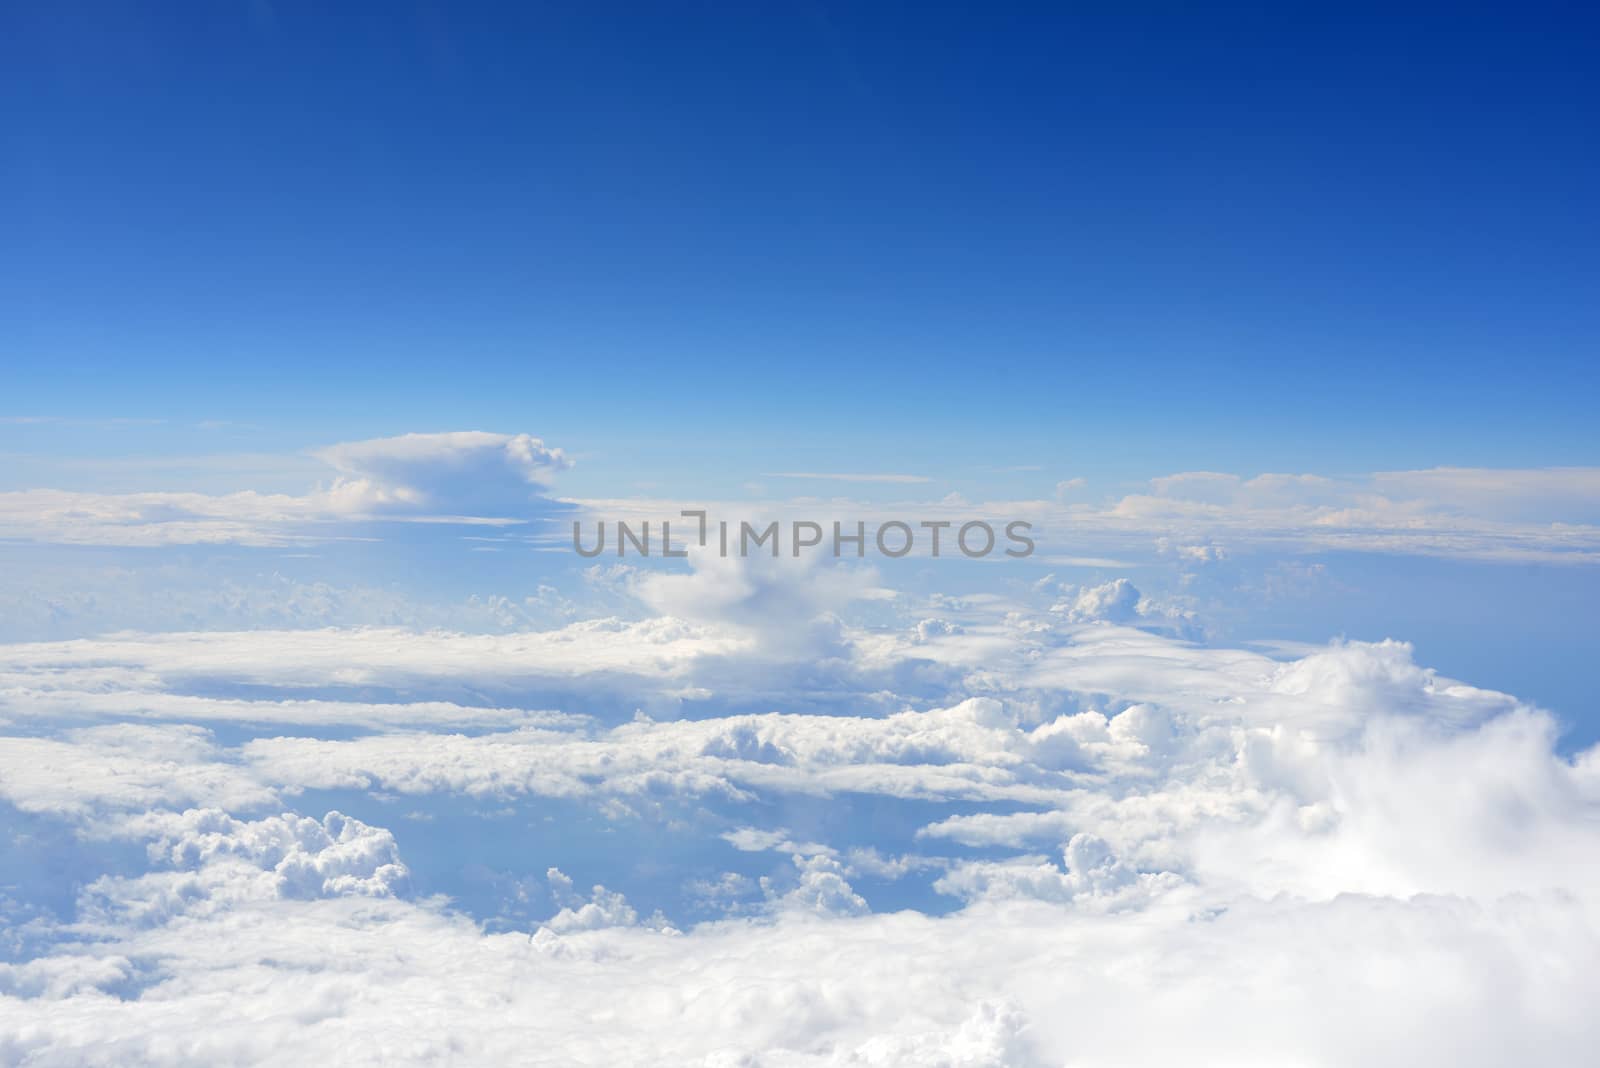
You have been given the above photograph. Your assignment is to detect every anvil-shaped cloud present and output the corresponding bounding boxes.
[314,431,570,514]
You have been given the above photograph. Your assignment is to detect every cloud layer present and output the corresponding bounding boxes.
[1,551,1597,1064]
[0,430,569,546]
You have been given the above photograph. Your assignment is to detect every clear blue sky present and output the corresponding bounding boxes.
[4,2,1597,486]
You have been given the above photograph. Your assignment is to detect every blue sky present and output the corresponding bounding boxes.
[6,3,1598,486]
[5,8,1600,1063]
[5,3,1598,735]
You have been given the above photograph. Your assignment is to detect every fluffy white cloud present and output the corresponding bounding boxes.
[234,696,1076,809]
[629,551,890,658]
[73,810,410,933]
[2,880,1594,1065]
[0,617,746,696]
[314,431,570,512]
[537,866,650,934]
[2,575,1599,1065]
[0,430,569,546]
[1058,577,1141,622]
[0,724,274,817]
[933,833,1184,910]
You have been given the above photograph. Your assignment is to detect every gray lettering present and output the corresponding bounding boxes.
[618,521,649,557]
[741,521,779,557]
[834,521,866,557]
[573,521,606,558]
[792,520,823,556]
[958,521,995,558]
[1004,520,1035,558]
[876,520,913,558]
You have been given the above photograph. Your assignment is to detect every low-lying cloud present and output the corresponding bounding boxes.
[1,562,1596,1064]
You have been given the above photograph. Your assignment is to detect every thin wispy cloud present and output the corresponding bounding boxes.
[0,415,168,427]
[763,471,934,483]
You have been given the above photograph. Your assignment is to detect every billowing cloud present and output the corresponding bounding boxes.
[314,431,570,513]
[0,430,570,546]
[629,550,890,657]
[2,562,1598,1065]
[0,724,274,817]
[1056,577,1142,622]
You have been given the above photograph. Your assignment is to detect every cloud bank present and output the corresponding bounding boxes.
[1,553,1596,1064]
[0,430,569,546]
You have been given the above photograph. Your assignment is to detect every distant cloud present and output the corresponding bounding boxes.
[0,415,167,427]
[315,431,571,512]
[1092,466,1600,563]
[1054,477,1086,499]
[0,430,572,546]
[1056,578,1142,623]
[1034,555,1137,568]
[6,444,1600,565]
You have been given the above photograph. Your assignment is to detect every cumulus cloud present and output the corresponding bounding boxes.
[314,431,570,513]
[767,853,870,916]
[1056,578,1143,623]
[933,833,1183,910]
[74,809,410,932]
[538,867,651,933]
[0,724,274,817]
[629,550,890,658]
[2,876,1594,1065]
[0,430,570,546]
[2,574,1599,1064]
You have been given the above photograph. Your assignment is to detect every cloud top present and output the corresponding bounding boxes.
[315,431,571,513]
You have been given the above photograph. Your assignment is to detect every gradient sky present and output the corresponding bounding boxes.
[7,9,1600,1063]
[6,4,1600,736]
[5,2,1598,494]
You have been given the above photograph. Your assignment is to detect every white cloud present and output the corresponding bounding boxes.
[2,879,1594,1065]
[539,867,647,934]
[7,448,1600,562]
[1056,578,1143,623]
[1094,466,1600,562]
[767,853,869,916]
[0,430,569,546]
[0,724,274,817]
[933,833,1184,910]
[1053,477,1086,499]
[570,465,1600,564]
[0,618,746,695]
[629,550,890,658]
[74,810,410,932]
[2,579,1599,1064]
[314,431,570,511]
